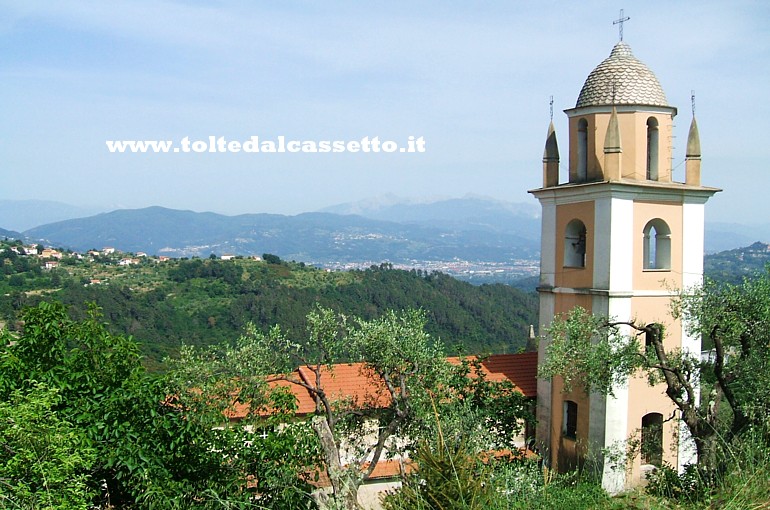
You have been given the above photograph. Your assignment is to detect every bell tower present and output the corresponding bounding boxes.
[531,39,719,491]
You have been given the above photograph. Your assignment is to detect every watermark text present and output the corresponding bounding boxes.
[106,136,426,154]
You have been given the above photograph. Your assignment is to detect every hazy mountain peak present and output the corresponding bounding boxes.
[320,194,450,215]
[320,195,540,221]
[0,199,110,232]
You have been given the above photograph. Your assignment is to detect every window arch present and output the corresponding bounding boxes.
[643,219,671,270]
[577,118,588,182]
[641,413,663,466]
[646,117,659,180]
[564,219,587,268]
[563,400,578,439]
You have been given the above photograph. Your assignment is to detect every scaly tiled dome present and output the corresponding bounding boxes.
[576,42,668,108]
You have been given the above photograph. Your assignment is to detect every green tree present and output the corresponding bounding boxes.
[166,338,321,509]
[0,383,97,509]
[177,307,448,509]
[174,306,537,509]
[538,268,770,478]
[262,253,282,264]
[0,300,316,508]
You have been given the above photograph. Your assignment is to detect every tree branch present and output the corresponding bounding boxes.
[711,325,747,435]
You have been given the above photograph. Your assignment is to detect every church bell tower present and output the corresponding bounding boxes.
[531,35,719,491]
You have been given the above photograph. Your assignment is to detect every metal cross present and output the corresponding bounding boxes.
[691,90,696,116]
[549,95,554,121]
[613,9,630,42]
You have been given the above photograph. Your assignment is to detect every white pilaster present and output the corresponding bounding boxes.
[600,295,633,494]
[539,198,557,288]
[607,197,635,292]
[536,291,555,456]
[678,201,706,470]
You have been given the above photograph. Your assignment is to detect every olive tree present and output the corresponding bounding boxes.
[235,307,447,509]
[538,268,770,477]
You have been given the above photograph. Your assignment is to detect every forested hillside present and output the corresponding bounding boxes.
[0,242,537,369]
[704,241,770,284]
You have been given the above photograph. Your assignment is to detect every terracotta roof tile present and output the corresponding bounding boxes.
[447,352,538,398]
[228,352,538,420]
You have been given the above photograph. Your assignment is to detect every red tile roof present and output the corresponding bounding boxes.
[228,352,537,420]
[446,352,538,398]
[479,352,538,398]
[308,458,417,487]
[297,363,391,412]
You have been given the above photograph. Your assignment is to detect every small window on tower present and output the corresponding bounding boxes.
[564,219,587,268]
[647,117,660,180]
[641,413,664,466]
[563,400,578,439]
[644,324,661,349]
[643,219,671,270]
[577,118,588,182]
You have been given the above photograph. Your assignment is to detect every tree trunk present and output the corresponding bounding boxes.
[692,431,719,483]
[311,415,361,510]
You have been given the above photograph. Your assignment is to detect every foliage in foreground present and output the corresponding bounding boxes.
[0,300,318,509]
[384,431,770,510]
[384,453,615,510]
[383,430,496,509]
[0,383,96,509]
[1,299,533,509]
[174,306,533,510]
[642,424,770,510]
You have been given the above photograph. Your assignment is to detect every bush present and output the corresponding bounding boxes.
[383,437,495,510]
[0,383,97,508]
[496,462,612,510]
[644,463,709,504]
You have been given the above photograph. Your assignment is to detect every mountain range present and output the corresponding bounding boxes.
[17,198,541,263]
[2,197,768,264]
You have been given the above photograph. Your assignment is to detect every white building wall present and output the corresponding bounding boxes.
[600,196,635,494]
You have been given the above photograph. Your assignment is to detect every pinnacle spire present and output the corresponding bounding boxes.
[543,121,560,161]
[685,115,702,186]
[542,121,560,188]
[686,116,701,159]
[603,107,622,153]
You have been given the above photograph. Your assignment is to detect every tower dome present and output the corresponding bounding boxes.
[576,42,668,108]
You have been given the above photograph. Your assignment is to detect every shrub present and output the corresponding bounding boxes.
[644,463,709,503]
[383,437,496,510]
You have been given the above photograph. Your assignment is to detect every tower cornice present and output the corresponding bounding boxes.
[529,180,720,204]
[564,104,677,118]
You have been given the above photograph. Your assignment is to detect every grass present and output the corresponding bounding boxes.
[382,427,770,510]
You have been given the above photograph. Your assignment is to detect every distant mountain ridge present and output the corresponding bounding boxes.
[7,196,770,263]
[705,223,770,254]
[321,194,541,242]
[0,227,22,239]
[23,203,539,263]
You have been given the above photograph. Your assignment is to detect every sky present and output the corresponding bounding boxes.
[1,1,768,223]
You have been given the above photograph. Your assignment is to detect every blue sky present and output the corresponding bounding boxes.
[1,1,768,223]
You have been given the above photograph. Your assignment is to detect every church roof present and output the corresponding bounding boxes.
[576,42,668,108]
